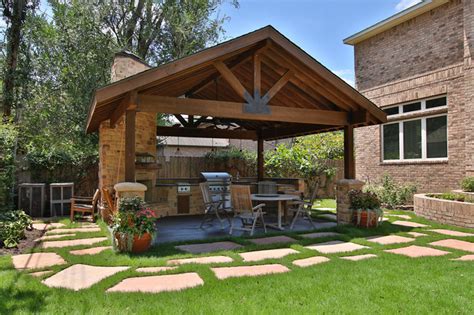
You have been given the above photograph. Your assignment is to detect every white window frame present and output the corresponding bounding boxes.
[381,96,448,162]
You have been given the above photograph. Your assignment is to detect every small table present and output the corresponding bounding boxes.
[251,194,299,230]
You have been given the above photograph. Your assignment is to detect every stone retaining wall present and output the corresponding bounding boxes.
[414,193,474,228]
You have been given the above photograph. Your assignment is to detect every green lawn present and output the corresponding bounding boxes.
[1,210,473,314]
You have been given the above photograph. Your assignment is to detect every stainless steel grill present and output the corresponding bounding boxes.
[200,172,232,210]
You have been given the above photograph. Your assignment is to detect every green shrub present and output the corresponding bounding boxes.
[427,192,472,203]
[349,190,381,210]
[0,210,32,248]
[461,177,474,192]
[364,173,417,209]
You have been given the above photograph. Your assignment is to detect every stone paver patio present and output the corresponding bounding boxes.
[211,264,290,280]
[366,235,415,245]
[292,256,330,267]
[407,232,428,238]
[300,232,343,239]
[392,221,428,228]
[175,241,243,254]
[29,270,53,277]
[452,255,474,261]
[249,235,297,245]
[429,239,474,253]
[240,248,299,262]
[35,233,76,241]
[45,227,101,234]
[69,246,112,256]
[340,254,377,261]
[32,222,65,230]
[42,264,129,291]
[428,229,474,237]
[41,237,108,249]
[168,256,233,265]
[385,245,450,258]
[136,267,177,273]
[107,273,204,293]
[305,241,368,254]
[386,214,412,220]
[12,252,66,270]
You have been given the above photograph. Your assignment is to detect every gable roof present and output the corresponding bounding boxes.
[86,25,386,136]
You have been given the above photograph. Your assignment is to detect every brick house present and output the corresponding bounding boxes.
[344,0,473,193]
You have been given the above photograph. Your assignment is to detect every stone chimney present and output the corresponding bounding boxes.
[99,51,157,193]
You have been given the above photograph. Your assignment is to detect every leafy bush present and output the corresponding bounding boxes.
[0,210,33,248]
[349,190,381,210]
[0,122,18,210]
[364,174,417,209]
[461,177,474,192]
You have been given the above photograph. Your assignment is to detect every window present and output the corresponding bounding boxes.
[381,96,448,161]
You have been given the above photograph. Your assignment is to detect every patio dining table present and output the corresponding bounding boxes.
[251,194,300,230]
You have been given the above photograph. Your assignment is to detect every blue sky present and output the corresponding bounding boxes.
[219,0,422,85]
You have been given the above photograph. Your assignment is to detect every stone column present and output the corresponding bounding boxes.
[114,182,147,210]
[336,179,364,225]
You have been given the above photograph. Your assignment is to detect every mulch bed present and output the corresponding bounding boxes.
[0,228,45,256]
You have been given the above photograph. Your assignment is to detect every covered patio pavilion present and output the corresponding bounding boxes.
[85,26,386,238]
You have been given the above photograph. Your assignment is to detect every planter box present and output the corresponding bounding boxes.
[452,190,474,202]
[414,194,474,228]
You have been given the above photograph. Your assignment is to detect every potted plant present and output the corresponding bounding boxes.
[111,196,157,253]
[349,189,383,228]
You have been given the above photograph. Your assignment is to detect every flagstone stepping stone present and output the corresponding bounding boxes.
[175,241,242,254]
[32,222,65,230]
[29,270,53,277]
[168,256,233,265]
[292,256,330,267]
[300,232,343,239]
[240,248,299,262]
[314,222,338,229]
[46,227,101,234]
[429,239,474,253]
[386,214,412,220]
[366,235,415,245]
[136,267,177,273]
[305,241,368,254]
[428,229,474,237]
[107,272,204,293]
[43,264,129,291]
[392,220,428,228]
[385,245,450,258]
[35,233,76,242]
[12,252,66,270]
[69,246,112,256]
[451,255,474,261]
[211,264,290,280]
[407,232,428,238]
[317,213,337,221]
[249,235,297,245]
[341,254,377,261]
[41,237,108,249]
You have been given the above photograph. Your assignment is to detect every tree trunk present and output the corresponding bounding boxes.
[2,0,27,120]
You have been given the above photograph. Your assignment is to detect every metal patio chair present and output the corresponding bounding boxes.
[199,182,230,229]
[289,187,317,230]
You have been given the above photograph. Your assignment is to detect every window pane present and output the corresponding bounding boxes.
[403,120,422,159]
[426,97,447,109]
[383,107,399,116]
[427,116,447,158]
[383,123,399,160]
[403,102,421,113]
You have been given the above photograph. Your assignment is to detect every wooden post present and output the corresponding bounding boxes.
[344,125,355,179]
[125,109,136,182]
[257,137,264,181]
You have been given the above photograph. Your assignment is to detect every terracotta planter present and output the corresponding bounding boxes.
[132,232,152,253]
[352,210,378,228]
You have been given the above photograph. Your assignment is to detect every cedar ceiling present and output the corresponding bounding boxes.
[86,25,386,139]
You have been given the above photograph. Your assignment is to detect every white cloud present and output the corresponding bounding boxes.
[395,0,422,12]
[332,69,355,87]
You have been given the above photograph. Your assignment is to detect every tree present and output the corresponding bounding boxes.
[265,132,344,197]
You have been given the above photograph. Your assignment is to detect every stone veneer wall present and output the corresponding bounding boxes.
[352,0,473,193]
[98,54,157,191]
[414,194,474,228]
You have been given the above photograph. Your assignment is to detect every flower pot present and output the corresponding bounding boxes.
[352,210,378,228]
[132,232,152,253]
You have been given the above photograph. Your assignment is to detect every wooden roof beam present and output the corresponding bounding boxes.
[157,126,257,140]
[109,91,137,128]
[137,94,349,126]
[213,60,254,104]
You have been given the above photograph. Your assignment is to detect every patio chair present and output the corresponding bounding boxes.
[199,182,230,229]
[289,187,317,230]
[100,188,116,224]
[229,185,266,236]
[70,189,100,222]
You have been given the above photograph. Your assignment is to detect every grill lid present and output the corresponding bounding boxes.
[200,172,231,180]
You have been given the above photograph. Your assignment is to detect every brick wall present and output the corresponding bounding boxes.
[98,54,157,191]
[353,0,473,193]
